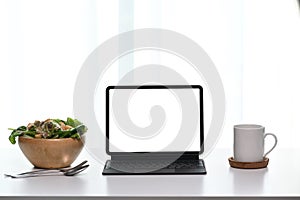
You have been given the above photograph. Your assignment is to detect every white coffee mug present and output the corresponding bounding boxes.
[234,124,277,162]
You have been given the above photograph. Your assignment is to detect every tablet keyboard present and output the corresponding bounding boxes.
[106,159,204,170]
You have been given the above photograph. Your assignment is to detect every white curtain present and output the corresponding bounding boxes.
[0,0,298,149]
[0,0,119,147]
[242,0,300,148]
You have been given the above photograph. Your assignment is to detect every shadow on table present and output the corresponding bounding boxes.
[229,167,268,195]
[105,175,204,195]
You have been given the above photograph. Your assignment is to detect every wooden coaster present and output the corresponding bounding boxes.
[228,157,269,169]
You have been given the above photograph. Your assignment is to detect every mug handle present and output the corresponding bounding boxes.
[263,133,278,158]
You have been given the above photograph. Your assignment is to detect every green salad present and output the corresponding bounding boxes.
[8,117,88,144]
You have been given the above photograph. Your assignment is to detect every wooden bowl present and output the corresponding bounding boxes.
[18,136,84,169]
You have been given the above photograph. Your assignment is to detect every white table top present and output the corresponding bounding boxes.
[1,147,300,198]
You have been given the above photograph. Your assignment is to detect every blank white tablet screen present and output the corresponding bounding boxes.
[108,87,201,152]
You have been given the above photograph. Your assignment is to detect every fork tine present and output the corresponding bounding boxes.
[62,161,88,172]
[64,165,89,176]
